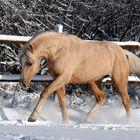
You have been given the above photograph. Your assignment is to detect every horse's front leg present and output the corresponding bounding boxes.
[28,75,68,122]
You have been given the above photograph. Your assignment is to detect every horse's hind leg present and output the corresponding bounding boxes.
[57,87,69,122]
[87,81,106,119]
[112,73,130,117]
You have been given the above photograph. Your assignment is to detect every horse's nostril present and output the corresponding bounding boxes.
[20,79,26,88]
[20,82,29,91]
[22,83,26,87]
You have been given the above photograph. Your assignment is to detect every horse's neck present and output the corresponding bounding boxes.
[47,45,64,61]
[33,35,67,60]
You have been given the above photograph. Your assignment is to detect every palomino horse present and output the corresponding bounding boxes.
[18,32,140,122]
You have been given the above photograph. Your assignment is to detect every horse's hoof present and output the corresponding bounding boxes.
[28,117,36,122]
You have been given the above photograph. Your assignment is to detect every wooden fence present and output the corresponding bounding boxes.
[0,34,140,83]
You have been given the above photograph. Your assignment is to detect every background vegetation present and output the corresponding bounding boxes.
[0,0,140,73]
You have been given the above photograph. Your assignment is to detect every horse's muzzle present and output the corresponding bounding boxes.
[20,78,30,90]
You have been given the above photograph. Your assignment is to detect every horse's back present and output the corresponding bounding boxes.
[70,40,128,83]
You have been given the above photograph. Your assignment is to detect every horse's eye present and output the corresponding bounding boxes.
[27,62,32,66]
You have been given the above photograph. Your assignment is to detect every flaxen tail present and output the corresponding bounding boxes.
[124,50,140,78]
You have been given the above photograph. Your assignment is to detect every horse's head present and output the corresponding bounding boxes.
[18,43,40,89]
[18,32,66,89]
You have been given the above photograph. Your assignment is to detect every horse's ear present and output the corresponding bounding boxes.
[29,44,33,52]
[19,43,25,48]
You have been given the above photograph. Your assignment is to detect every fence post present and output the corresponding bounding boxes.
[54,24,63,33]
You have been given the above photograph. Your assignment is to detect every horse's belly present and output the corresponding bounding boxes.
[69,72,104,84]
[69,65,110,84]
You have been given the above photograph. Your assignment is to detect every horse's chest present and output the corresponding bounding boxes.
[48,61,64,76]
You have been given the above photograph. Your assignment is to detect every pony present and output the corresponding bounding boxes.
[18,32,140,122]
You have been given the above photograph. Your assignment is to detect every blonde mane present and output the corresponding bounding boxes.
[18,44,36,62]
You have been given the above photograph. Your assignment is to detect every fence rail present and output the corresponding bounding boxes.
[0,34,140,49]
[0,74,52,82]
[0,74,139,84]
[0,35,31,44]
[0,34,140,83]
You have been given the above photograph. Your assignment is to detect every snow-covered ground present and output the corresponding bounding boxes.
[0,82,140,140]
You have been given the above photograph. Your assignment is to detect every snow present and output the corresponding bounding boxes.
[0,35,31,42]
[102,76,140,82]
[114,41,140,46]
[0,82,140,140]
[0,105,140,140]
[85,40,140,47]
[0,122,140,140]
